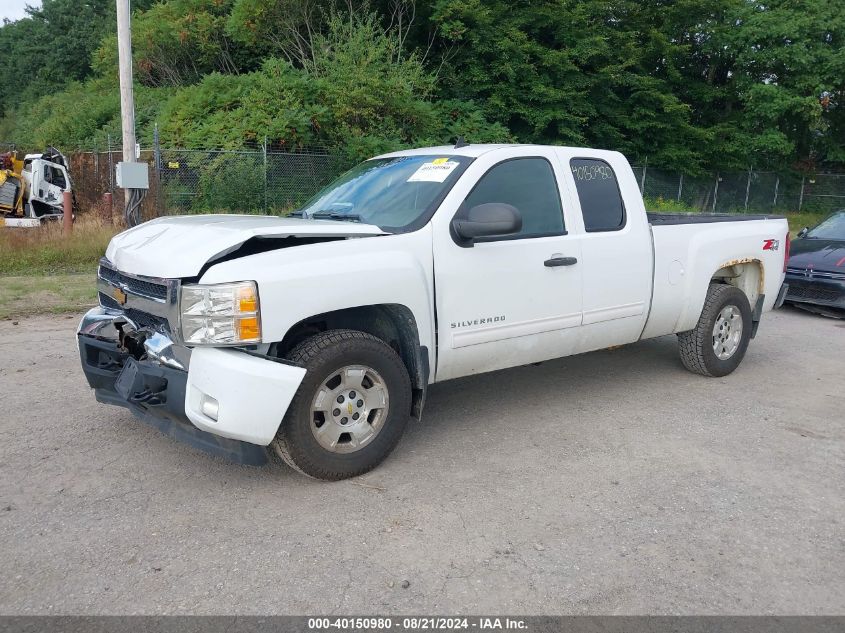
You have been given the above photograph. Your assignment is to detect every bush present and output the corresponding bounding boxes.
[156,10,511,161]
[194,153,265,212]
[644,196,696,213]
[0,77,167,150]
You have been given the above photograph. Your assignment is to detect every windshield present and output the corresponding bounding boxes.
[294,155,471,232]
[806,211,845,240]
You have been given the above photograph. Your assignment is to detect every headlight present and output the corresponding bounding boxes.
[180,281,261,345]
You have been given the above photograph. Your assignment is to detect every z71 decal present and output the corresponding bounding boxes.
[763,239,780,251]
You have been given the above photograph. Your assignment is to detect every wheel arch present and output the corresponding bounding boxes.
[710,258,764,307]
[679,259,764,331]
[270,304,430,420]
[710,259,767,337]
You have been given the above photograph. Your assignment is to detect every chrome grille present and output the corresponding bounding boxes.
[99,291,170,329]
[98,264,168,300]
[97,258,181,339]
[125,308,169,331]
[98,291,121,311]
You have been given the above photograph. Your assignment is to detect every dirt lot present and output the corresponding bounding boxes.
[0,307,842,615]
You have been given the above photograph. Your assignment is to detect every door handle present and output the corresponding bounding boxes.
[544,256,578,267]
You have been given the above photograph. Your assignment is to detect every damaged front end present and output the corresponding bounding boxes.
[77,260,270,465]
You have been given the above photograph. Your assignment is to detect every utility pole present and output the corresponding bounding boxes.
[116,0,136,211]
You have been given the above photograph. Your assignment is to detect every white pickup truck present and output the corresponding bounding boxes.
[78,144,790,479]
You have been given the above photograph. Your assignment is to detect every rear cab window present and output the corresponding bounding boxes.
[570,158,626,232]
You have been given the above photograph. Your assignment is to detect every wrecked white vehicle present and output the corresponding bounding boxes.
[78,144,789,479]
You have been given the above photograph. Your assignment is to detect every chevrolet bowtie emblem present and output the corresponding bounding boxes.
[347,402,353,415]
[113,287,128,306]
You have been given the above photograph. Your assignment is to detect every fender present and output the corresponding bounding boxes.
[199,225,437,384]
[644,220,785,338]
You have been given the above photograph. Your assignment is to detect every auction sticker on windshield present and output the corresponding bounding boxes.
[407,158,460,183]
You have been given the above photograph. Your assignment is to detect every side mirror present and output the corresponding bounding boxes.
[797,227,809,238]
[452,203,522,244]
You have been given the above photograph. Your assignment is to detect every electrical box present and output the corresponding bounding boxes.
[116,161,149,189]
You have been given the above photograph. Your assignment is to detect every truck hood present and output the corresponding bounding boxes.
[105,215,386,278]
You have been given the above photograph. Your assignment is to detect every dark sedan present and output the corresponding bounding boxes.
[785,210,845,317]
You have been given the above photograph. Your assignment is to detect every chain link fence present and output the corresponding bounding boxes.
[157,147,344,216]
[5,136,845,218]
[68,148,157,220]
[633,164,842,214]
[3,136,347,221]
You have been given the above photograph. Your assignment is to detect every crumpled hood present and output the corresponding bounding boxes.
[105,214,385,278]
[788,238,845,273]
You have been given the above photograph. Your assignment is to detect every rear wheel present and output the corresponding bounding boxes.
[271,329,411,480]
[678,283,752,377]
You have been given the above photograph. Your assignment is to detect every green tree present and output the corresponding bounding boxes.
[94,0,250,88]
[0,0,155,117]
[1,77,166,149]
[159,10,509,161]
[428,0,705,170]
[1,0,842,174]
[728,0,845,169]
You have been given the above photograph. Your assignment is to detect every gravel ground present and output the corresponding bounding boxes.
[0,307,842,615]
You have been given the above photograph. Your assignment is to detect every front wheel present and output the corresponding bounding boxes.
[271,329,412,480]
[678,283,752,377]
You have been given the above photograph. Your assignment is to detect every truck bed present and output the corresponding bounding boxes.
[647,212,785,226]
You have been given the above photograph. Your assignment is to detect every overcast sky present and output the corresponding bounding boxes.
[1,0,41,23]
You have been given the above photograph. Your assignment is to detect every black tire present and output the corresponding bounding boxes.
[678,283,753,377]
[271,329,412,480]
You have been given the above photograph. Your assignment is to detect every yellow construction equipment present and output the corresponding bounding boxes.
[0,151,26,215]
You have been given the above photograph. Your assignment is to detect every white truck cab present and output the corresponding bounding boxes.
[1,147,73,227]
[25,157,70,209]
[77,144,790,479]
[20,150,72,222]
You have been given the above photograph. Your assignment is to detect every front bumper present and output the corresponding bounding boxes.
[77,308,306,464]
[783,274,845,310]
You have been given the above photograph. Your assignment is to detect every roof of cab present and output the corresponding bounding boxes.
[372,143,623,161]
[373,144,538,159]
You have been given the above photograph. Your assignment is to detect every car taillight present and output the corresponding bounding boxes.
[784,231,790,272]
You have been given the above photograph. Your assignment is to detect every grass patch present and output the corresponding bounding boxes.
[0,215,117,276]
[783,211,826,236]
[0,273,97,319]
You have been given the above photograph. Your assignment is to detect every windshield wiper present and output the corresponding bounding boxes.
[287,209,361,222]
[308,211,362,222]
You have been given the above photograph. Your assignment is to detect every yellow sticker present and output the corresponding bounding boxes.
[167,161,180,169]
[432,158,449,165]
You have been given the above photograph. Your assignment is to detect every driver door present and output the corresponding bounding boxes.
[433,150,583,381]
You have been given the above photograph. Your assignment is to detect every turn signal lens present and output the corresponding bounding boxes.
[237,316,261,341]
[238,286,258,312]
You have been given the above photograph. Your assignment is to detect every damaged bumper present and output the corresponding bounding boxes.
[77,307,306,465]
